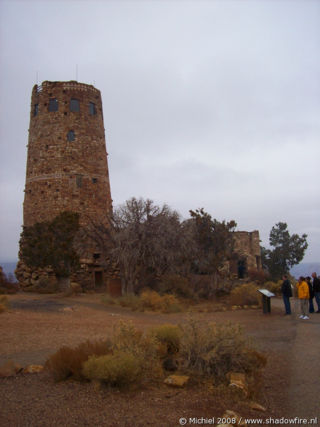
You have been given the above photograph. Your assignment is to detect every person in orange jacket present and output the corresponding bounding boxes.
[297,276,310,320]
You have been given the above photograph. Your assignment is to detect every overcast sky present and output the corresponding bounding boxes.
[0,0,319,263]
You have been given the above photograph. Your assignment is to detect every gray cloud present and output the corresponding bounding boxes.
[0,0,319,262]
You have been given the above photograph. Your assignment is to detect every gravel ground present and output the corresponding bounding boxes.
[0,293,318,426]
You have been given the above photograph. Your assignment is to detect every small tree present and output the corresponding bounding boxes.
[188,208,237,291]
[20,211,80,283]
[112,198,188,294]
[262,222,308,279]
[81,198,192,294]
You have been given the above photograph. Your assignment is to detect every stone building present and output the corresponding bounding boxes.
[16,81,119,293]
[230,231,262,277]
[16,80,261,293]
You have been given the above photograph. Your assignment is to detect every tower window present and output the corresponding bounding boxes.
[70,98,80,112]
[92,178,98,183]
[89,102,97,115]
[48,98,58,112]
[33,104,39,116]
[67,130,75,142]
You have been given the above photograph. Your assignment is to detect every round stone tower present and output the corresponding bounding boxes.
[16,81,117,292]
[23,80,112,227]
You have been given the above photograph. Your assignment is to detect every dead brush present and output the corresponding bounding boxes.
[150,324,181,356]
[140,290,182,313]
[45,339,112,382]
[229,282,261,307]
[0,295,10,313]
[179,318,266,384]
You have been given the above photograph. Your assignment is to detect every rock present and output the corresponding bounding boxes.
[0,360,23,377]
[248,401,267,412]
[23,365,44,374]
[221,410,247,426]
[62,306,74,312]
[231,305,238,311]
[228,372,248,397]
[164,375,189,387]
[70,282,82,293]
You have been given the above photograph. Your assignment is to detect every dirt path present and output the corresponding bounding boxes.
[287,310,320,420]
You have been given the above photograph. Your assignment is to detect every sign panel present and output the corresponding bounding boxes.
[258,289,275,298]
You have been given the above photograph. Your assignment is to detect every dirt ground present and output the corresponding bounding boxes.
[0,293,319,426]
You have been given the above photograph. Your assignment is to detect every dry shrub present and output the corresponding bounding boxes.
[247,269,270,284]
[117,294,141,310]
[45,339,111,381]
[264,280,282,295]
[82,352,142,387]
[179,319,266,383]
[151,324,181,355]
[102,291,183,313]
[230,283,260,306]
[0,267,19,294]
[157,274,194,298]
[0,296,10,313]
[140,290,182,313]
[112,321,162,379]
[101,294,116,305]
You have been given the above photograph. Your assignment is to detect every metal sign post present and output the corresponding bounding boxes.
[258,289,275,314]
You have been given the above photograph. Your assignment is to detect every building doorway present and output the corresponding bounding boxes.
[94,271,103,288]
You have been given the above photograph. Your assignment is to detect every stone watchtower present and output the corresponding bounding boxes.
[24,80,112,226]
[16,81,115,292]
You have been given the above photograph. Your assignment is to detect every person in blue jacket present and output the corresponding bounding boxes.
[281,274,292,315]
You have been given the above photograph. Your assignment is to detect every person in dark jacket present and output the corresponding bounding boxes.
[281,274,292,315]
[311,272,320,313]
[306,276,314,313]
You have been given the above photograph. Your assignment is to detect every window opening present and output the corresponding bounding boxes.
[92,178,98,183]
[70,98,80,112]
[33,104,39,116]
[48,98,58,112]
[89,102,97,115]
[67,130,75,142]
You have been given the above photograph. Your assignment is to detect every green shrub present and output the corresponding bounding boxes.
[45,339,111,381]
[151,324,181,355]
[179,319,266,383]
[230,283,260,306]
[82,352,142,387]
